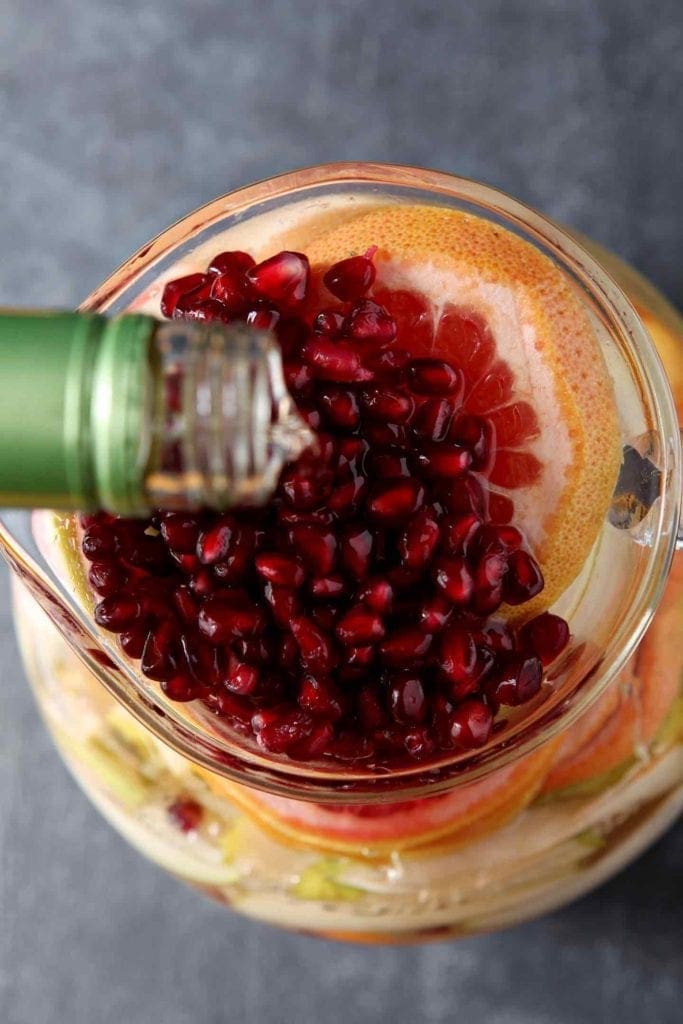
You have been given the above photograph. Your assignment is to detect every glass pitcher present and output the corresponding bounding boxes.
[2,164,681,942]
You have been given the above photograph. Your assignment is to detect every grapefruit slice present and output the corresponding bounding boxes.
[542,553,683,795]
[303,204,621,617]
[210,741,559,859]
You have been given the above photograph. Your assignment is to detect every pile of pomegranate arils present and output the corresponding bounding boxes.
[83,245,570,767]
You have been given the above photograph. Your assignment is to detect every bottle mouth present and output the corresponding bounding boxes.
[2,163,679,802]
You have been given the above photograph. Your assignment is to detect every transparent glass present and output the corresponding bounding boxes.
[3,164,682,941]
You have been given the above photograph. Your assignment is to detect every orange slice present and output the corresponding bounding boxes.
[542,553,683,794]
[211,741,558,859]
[303,205,621,617]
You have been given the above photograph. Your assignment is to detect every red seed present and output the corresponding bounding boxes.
[433,556,474,604]
[208,250,255,276]
[439,628,477,685]
[504,550,545,604]
[284,359,313,394]
[380,628,432,666]
[262,582,300,627]
[370,447,411,479]
[318,387,361,430]
[161,514,201,554]
[256,709,315,754]
[323,250,376,301]
[141,620,178,681]
[476,619,515,653]
[360,388,413,423]
[255,552,305,588]
[196,518,236,565]
[389,675,426,723]
[486,655,543,707]
[367,478,425,522]
[291,616,336,673]
[357,577,394,614]
[417,443,472,478]
[168,797,204,832]
[82,523,117,560]
[298,675,344,719]
[336,605,385,645]
[440,472,489,518]
[448,699,493,748]
[363,347,411,379]
[302,338,373,383]
[518,613,570,664]
[209,272,247,313]
[404,727,437,759]
[313,309,345,337]
[411,397,455,442]
[88,561,127,596]
[340,524,374,579]
[246,251,310,306]
[226,657,260,695]
[408,359,463,397]
[176,299,231,323]
[162,674,198,702]
[343,299,397,344]
[198,596,266,643]
[472,550,509,615]
[418,593,452,633]
[399,508,440,569]
[245,306,280,331]
[119,625,148,658]
[442,512,482,556]
[160,273,208,318]
[357,686,387,730]
[449,414,496,472]
[309,574,347,600]
[94,594,140,631]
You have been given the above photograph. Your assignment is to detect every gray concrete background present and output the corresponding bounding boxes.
[1,1,682,1022]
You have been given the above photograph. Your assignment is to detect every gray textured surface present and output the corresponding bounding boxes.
[1,1,682,1022]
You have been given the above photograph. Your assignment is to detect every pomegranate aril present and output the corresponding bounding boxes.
[518,612,569,664]
[298,675,344,719]
[442,512,482,556]
[504,549,544,604]
[82,523,117,560]
[380,628,432,666]
[411,398,455,443]
[318,387,361,430]
[440,472,489,518]
[343,299,396,344]
[357,686,387,730]
[255,552,305,588]
[196,518,235,565]
[404,727,437,759]
[323,250,376,301]
[475,524,524,556]
[119,625,147,658]
[313,309,345,337]
[433,556,474,605]
[327,468,368,515]
[95,594,140,631]
[284,359,313,394]
[399,508,440,569]
[336,605,385,645]
[327,733,374,761]
[408,359,463,397]
[360,388,413,423]
[162,674,198,702]
[389,675,426,723]
[256,710,315,754]
[449,414,496,472]
[372,287,434,350]
[347,644,375,668]
[302,338,373,384]
[370,447,411,479]
[198,596,266,643]
[476,619,515,654]
[439,628,477,685]
[363,347,411,379]
[207,250,255,276]
[486,655,543,707]
[418,593,452,633]
[245,306,280,331]
[310,574,347,600]
[209,272,246,312]
[278,634,299,671]
[291,616,336,673]
[289,721,335,760]
[226,658,260,695]
[448,699,493,749]
[173,585,199,624]
[160,273,208,318]
[310,604,339,633]
[340,524,374,579]
[417,443,472,478]
[357,577,394,614]
[263,582,300,627]
[472,550,508,615]
[88,561,126,596]
[362,421,408,447]
[141,620,178,681]
[367,478,425,522]
[281,463,332,510]
[168,797,204,833]
[246,251,310,306]
[160,514,201,554]
[489,492,515,525]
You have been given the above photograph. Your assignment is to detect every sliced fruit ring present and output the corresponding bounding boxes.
[542,553,683,795]
[303,204,621,617]
[205,741,559,859]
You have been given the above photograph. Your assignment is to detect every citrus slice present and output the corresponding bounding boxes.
[303,205,621,617]
[209,741,558,859]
